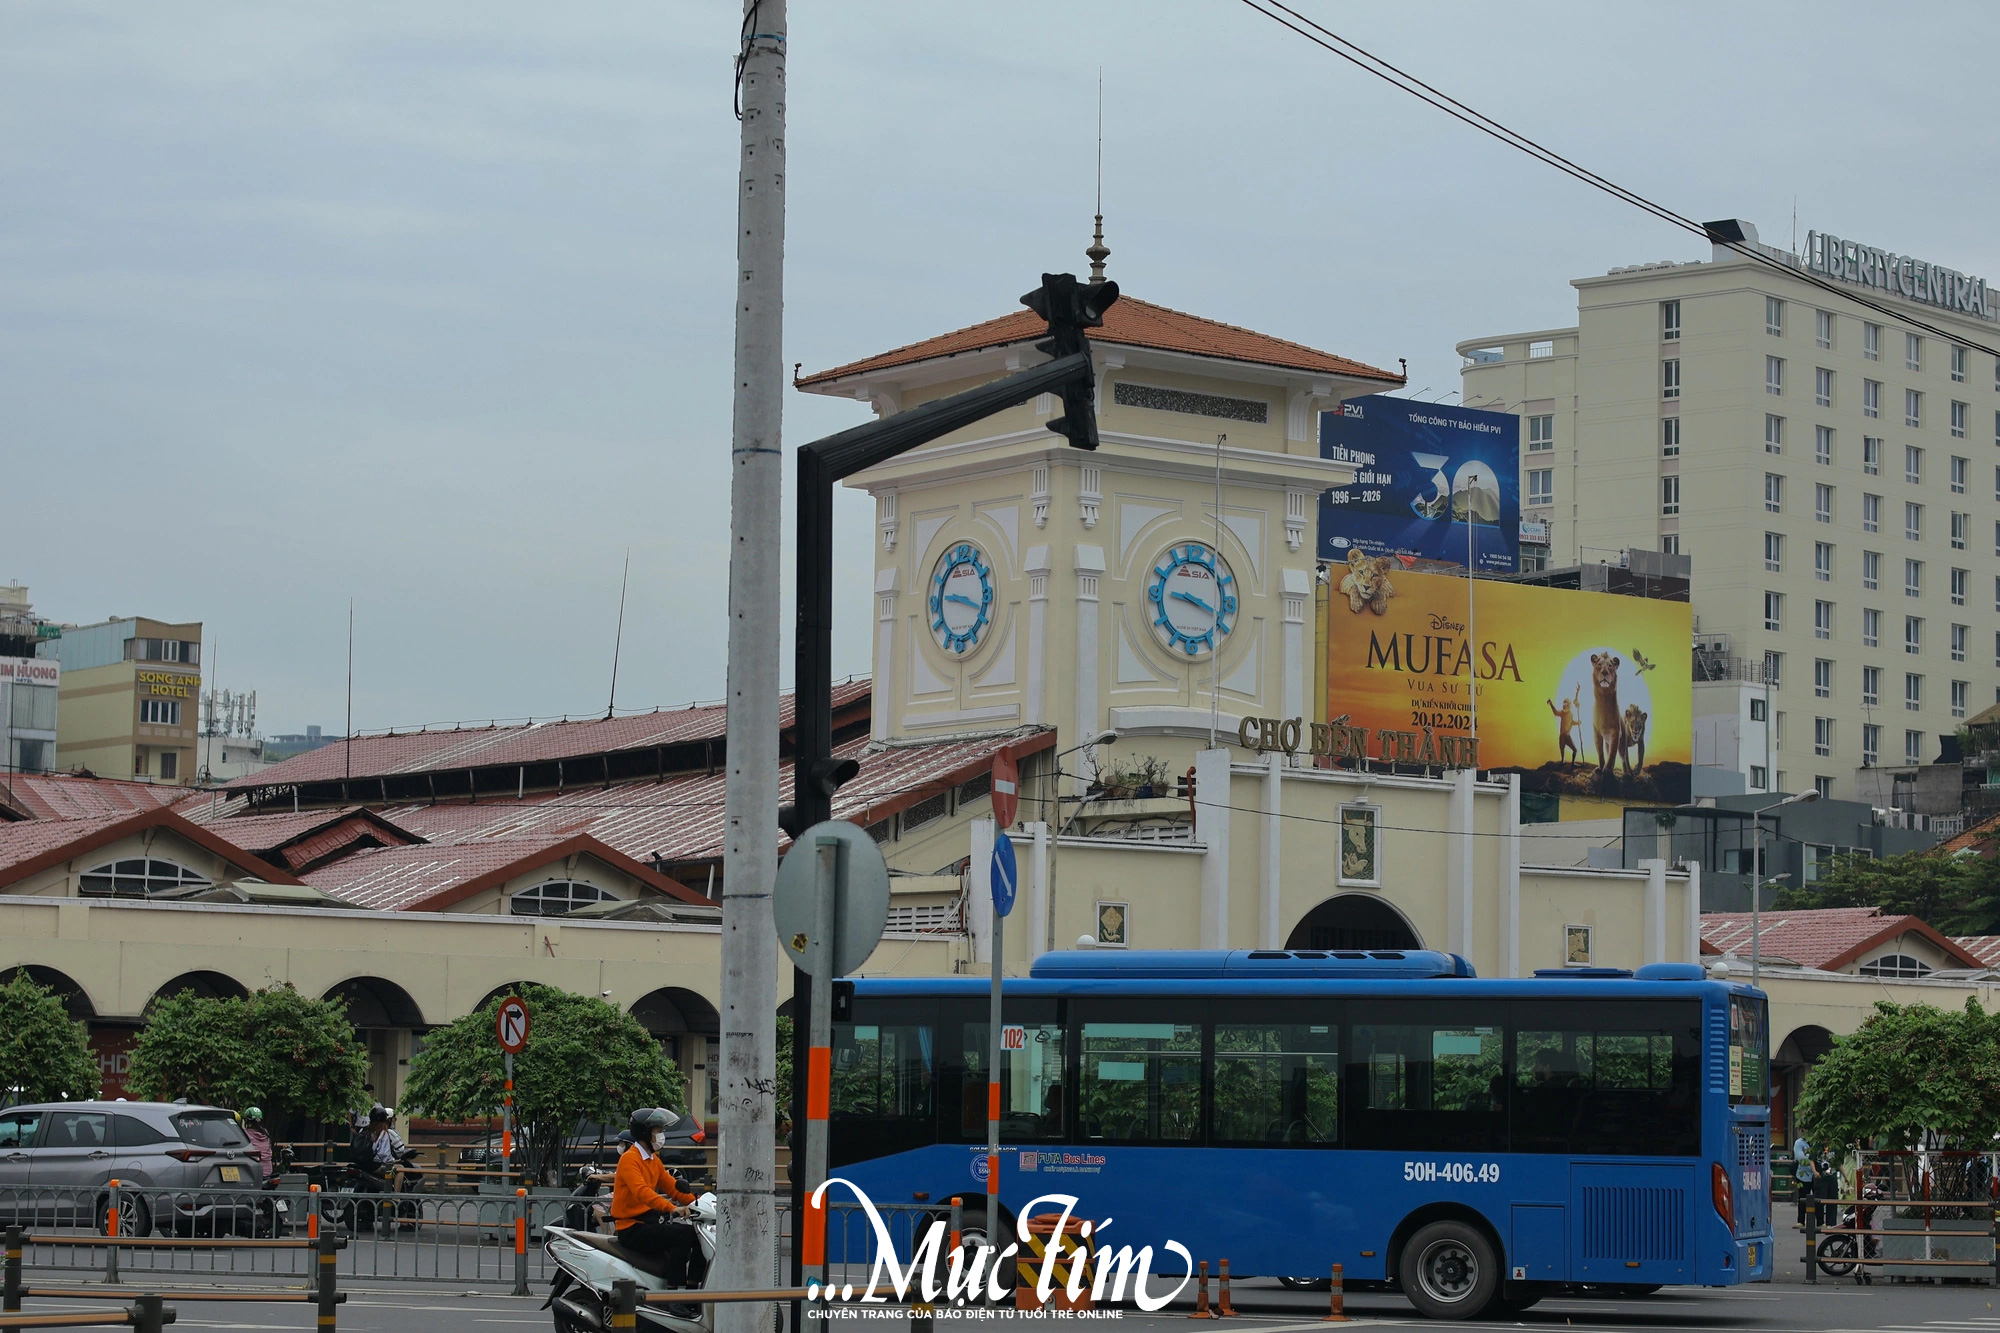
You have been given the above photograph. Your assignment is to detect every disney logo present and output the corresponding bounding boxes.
[1428,613,1466,633]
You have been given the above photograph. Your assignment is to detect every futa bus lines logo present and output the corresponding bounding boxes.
[803,1180,1193,1314]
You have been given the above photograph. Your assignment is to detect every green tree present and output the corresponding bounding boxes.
[1795,998,2000,1151]
[401,985,683,1183]
[126,985,367,1125]
[1771,850,2000,934]
[0,969,100,1102]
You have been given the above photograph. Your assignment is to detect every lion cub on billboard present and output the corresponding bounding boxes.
[1338,548,1397,615]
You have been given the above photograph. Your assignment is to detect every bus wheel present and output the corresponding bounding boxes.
[957,1205,1016,1291]
[1399,1221,1497,1321]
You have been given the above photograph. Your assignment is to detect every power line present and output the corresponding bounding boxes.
[1235,0,2000,360]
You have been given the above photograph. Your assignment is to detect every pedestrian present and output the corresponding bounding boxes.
[1793,1137,1816,1226]
[1813,1148,1839,1218]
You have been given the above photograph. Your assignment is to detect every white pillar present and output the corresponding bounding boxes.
[969,817,995,965]
[1195,748,1233,950]
[1640,857,1666,965]
[1024,546,1051,727]
[1028,820,1050,964]
[1681,858,1702,964]
[1504,773,1522,978]
[1072,546,1105,793]
[872,568,898,742]
[1280,569,1310,722]
[1449,767,1475,958]
[1261,751,1283,949]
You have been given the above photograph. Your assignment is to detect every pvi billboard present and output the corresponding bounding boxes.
[1317,395,1520,573]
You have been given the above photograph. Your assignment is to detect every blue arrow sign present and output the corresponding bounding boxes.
[991,835,1018,918]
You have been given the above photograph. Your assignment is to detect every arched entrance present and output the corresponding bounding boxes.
[1774,1024,1836,1143]
[630,988,722,1118]
[476,981,536,1013]
[1284,894,1423,952]
[325,978,428,1118]
[147,970,250,1009]
[6,965,96,1020]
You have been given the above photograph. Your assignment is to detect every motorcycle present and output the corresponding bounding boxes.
[324,1147,425,1233]
[1814,1181,1886,1281]
[544,1191,759,1333]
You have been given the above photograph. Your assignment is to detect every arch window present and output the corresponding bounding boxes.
[78,858,210,898]
[1856,953,1931,979]
[510,880,618,917]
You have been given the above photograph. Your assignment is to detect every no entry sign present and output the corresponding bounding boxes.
[991,751,1019,827]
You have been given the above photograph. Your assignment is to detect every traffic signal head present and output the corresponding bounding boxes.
[776,757,862,839]
[1020,273,1121,451]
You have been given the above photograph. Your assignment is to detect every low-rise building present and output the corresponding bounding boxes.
[48,616,203,783]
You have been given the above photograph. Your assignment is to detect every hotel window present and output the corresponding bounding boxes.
[1864,322,1881,361]
[1952,512,1967,550]
[1750,698,1767,723]
[1751,764,1769,789]
[1529,340,1553,358]
[1661,359,1680,399]
[1815,484,1833,524]
[1527,413,1554,451]
[1815,658,1833,698]
[1863,492,1880,532]
[1952,567,1968,606]
[1766,297,1785,336]
[1953,679,1969,719]
[1764,591,1783,632]
[1905,502,1923,542]
[1907,332,1923,371]
[1815,425,1833,465]
[1764,651,1783,690]
[1905,729,1924,763]
[1906,388,1923,429]
[1862,550,1880,590]
[1660,534,1679,555]
[138,699,180,726]
[1906,675,1923,713]
[1905,445,1923,484]
[1814,717,1833,757]
[1814,541,1833,582]
[1951,400,1967,438]
[1863,606,1881,647]
[1660,475,1680,516]
[1952,622,1968,663]
[1767,356,1785,395]
[1905,615,1923,655]
[1815,367,1834,407]
[1766,473,1784,513]
[1765,414,1784,454]
[1951,455,1968,493]
[1862,724,1880,766]
[1952,344,1968,382]
[1815,600,1833,640]
[1905,558,1923,597]
[1863,665,1881,706]
[1527,468,1553,507]
[1995,408,2000,447]
[1863,379,1881,419]
[1660,416,1680,457]
[1764,532,1783,572]
[1817,310,1835,349]
[1863,436,1881,474]
[1661,300,1681,341]
[1814,778,1835,801]
[1994,464,1999,501]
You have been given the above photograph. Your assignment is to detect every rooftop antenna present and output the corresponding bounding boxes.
[607,548,630,719]
[344,599,354,785]
[1086,68,1110,285]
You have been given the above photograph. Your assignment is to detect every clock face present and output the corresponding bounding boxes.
[1148,542,1236,657]
[928,542,994,655]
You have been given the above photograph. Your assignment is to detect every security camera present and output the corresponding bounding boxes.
[600,989,614,997]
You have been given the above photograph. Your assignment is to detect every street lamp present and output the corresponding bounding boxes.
[1749,789,1818,986]
[1042,730,1118,955]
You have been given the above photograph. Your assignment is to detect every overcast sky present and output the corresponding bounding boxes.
[7,1,1996,735]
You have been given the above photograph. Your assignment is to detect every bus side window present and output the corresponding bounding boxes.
[1346,1013,1504,1152]
[1213,1022,1339,1147]
[1077,1003,1202,1145]
[1509,999,1702,1156]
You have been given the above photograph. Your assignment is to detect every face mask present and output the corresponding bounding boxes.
[651,1130,667,1151]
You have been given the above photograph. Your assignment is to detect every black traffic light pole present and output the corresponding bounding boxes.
[784,273,1116,1284]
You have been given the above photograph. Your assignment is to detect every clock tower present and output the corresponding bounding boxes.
[796,277,1404,787]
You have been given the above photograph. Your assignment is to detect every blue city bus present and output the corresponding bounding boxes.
[826,948,1771,1320]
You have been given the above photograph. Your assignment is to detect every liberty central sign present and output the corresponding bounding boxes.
[1807,230,1990,319]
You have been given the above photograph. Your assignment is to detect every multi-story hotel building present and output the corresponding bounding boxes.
[1461,220,1999,803]
[49,616,204,783]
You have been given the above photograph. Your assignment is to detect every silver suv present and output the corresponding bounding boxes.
[0,1101,263,1236]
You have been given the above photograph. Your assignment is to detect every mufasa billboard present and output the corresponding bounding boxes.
[1325,567,1691,803]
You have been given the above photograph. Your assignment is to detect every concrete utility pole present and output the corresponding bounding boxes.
[717,4,786,1330]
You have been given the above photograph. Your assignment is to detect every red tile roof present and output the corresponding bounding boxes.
[190,809,424,872]
[0,807,303,890]
[296,832,706,913]
[1701,907,1986,971]
[1937,810,2000,857]
[1953,935,2000,967]
[0,773,193,822]
[222,681,872,792]
[795,296,1404,388]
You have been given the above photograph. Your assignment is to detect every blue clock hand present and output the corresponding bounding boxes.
[943,593,981,609]
[1170,590,1215,615]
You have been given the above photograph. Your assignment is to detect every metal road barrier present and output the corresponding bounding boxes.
[1803,1197,2000,1284]
[6,1226,347,1330]
[0,1296,174,1331]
